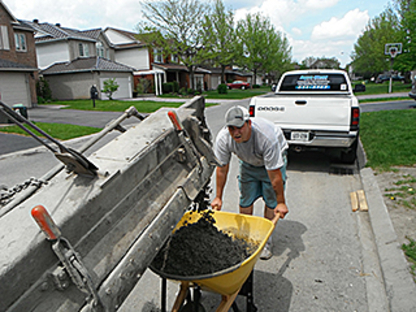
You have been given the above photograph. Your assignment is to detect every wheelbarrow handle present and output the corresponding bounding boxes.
[271,213,280,227]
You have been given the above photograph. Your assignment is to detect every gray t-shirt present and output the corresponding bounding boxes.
[214,117,288,170]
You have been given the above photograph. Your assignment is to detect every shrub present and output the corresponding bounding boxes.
[217,83,228,94]
[162,82,174,93]
[136,78,151,95]
[173,81,179,93]
[253,84,261,88]
[179,87,187,96]
[36,77,52,101]
[101,78,119,100]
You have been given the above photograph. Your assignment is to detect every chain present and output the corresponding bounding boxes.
[0,178,48,207]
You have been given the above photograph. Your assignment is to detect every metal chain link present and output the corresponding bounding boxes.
[0,178,48,207]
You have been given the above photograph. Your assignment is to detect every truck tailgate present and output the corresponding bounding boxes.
[253,94,352,131]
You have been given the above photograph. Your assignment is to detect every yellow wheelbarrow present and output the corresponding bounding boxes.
[150,210,279,312]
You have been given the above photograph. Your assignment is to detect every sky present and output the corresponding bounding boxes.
[6,0,392,67]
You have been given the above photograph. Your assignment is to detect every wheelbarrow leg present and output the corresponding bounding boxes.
[162,277,167,312]
[172,282,189,312]
[245,272,257,312]
[216,290,240,312]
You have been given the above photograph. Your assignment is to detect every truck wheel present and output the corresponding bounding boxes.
[340,139,358,164]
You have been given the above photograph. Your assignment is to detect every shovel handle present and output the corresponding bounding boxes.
[31,205,62,240]
[168,111,183,131]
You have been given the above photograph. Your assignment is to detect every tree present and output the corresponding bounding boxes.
[201,0,237,84]
[394,0,416,73]
[236,13,292,85]
[101,78,119,100]
[137,0,208,90]
[351,7,401,77]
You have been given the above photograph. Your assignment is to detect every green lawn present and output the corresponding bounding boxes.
[360,109,416,170]
[48,99,185,113]
[0,122,101,140]
[354,81,412,95]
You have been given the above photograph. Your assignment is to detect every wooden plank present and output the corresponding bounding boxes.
[350,191,359,212]
[357,190,369,211]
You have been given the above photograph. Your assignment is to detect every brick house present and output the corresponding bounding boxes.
[0,0,38,108]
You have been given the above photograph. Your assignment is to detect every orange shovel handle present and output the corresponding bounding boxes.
[31,205,61,240]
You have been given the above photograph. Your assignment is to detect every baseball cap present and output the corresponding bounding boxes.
[225,106,250,128]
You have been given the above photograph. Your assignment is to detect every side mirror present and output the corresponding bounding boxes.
[354,84,366,93]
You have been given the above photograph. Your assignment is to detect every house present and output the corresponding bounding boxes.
[23,20,134,100]
[105,28,215,94]
[0,0,38,108]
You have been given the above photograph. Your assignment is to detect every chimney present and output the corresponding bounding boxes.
[33,19,39,23]
[55,23,61,27]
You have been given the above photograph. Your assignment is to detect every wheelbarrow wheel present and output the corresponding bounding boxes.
[179,301,206,312]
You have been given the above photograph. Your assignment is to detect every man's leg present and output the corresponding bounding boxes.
[240,205,253,215]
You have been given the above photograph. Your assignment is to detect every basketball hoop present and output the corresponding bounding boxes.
[389,47,398,58]
[385,43,402,58]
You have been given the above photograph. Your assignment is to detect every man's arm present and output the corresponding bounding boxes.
[267,168,288,218]
[211,164,229,211]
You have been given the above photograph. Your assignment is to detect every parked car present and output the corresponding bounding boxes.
[375,74,405,84]
[409,80,416,100]
[226,80,250,90]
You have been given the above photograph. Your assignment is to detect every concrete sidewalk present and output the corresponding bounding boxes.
[361,168,416,311]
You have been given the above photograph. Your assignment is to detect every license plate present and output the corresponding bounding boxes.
[291,131,309,141]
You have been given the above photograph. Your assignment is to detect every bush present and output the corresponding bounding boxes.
[253,84,261,88]
[217,83,228,94]
[162,82,174,93]
[173,81,179,93]
[179,87,187,96]
[136,78,151,95]
[36,77,52,101]
[101,78,119,100]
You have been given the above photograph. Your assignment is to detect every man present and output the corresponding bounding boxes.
[211,105,289,260]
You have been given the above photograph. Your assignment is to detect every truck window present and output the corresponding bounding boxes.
[279,74,349,92]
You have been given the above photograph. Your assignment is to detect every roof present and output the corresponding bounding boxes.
[104,27,146,48]
[22,20,97,43]
[41,57,134,75]
[153,63,211,74]
[0,58,38,72]
[282,69,347,75]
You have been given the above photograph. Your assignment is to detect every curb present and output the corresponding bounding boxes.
[360,168,416,312]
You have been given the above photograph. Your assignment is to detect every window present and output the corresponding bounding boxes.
[78,43,90,57]
[171,54,178,63]
[279,74,349,92]
[96,42,105,57]
[15,33,27,51]
[153,48,163,63]
[0,25,10,50]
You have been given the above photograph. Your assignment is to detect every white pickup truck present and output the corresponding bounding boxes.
[249,69,366,163]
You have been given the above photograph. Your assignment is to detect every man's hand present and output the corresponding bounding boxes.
[211,197,222,211]
[274,203,288,218]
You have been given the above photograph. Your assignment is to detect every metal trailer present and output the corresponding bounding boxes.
[0,96,217,312]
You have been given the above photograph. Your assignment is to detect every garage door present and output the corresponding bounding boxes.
[0,72,30,107]
[100,77,132,100]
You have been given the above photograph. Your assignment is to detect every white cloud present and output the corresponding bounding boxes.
[234,0,339,28]
[7,0,143,30]
[291,27,302,36]
[311,8,369,40]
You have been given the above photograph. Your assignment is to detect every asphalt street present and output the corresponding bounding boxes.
[0,95,415,311]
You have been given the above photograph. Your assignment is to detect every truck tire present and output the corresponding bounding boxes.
[340,139,358,164]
